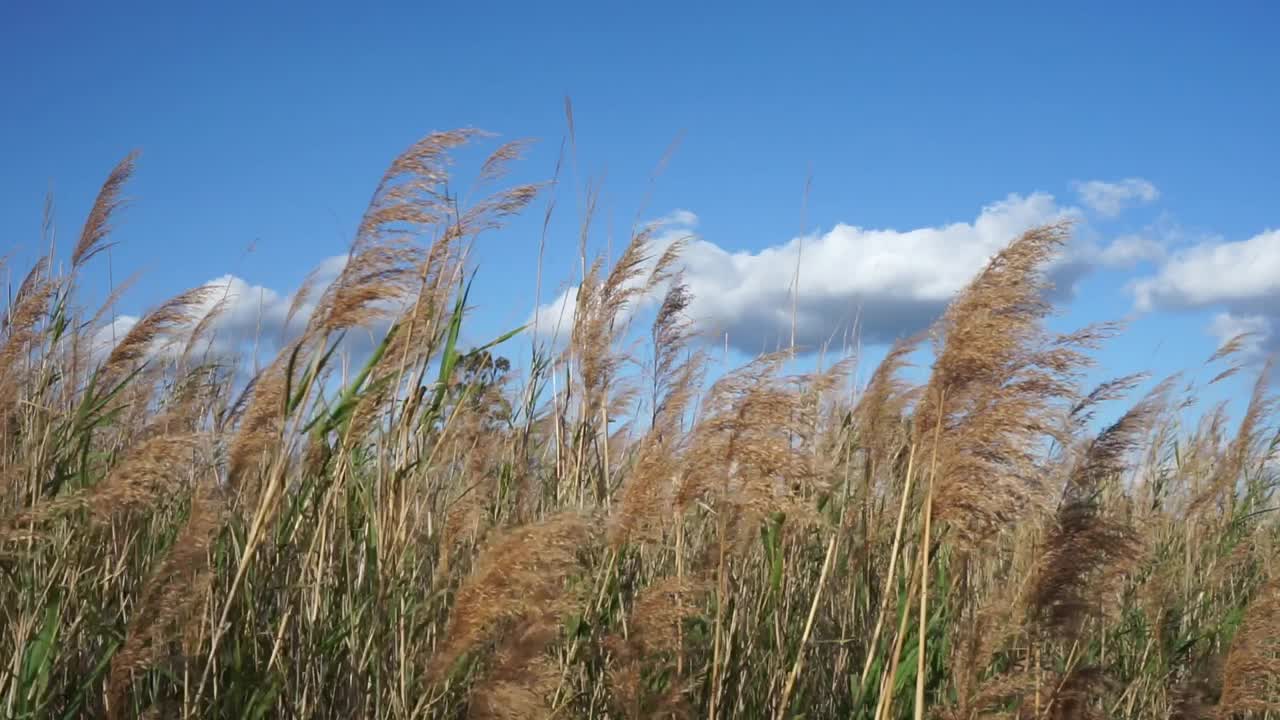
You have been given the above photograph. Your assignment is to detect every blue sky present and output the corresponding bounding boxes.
[3,1,1278,415]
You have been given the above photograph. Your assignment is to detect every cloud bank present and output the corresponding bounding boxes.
[533,190,1153,354]
[90,254,352,367]
[1133,228,1280,350]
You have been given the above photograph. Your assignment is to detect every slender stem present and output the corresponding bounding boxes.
[913,483,933,719]
[192,455,286,706]
[709,519,728,720]
[860,443,919,687]
[676,520,686,676]
[777,532,839,720]
[914,393,944,719]
[874,554,923,720]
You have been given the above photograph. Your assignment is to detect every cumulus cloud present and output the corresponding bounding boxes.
[1073,178,1160,217]
[530,284,581,344]
[1133,228,1280,348]
[1098,234,1166,267]
[1133,229,1280,312]
[1208,312,1272,355]
[656,208,699,228]
[531,192,1146,354]
[90,254,354,367]
[90,314,141,361]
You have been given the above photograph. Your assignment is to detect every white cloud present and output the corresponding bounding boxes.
[1133,229,1280,311]
[1073,178,1160,217]
[530,284,581,344]
[1208,312,1271,355]
[530,193,1115,353]
[90,314,139,362]
[655,209,699,228]
[90,254,354,367]
[1133,228,1280,349]
[1098,234,1166,267]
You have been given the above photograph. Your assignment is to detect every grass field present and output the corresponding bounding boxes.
[2,129,1277,719]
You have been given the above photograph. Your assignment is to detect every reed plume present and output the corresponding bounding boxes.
[107,484,224,720]
[3,132,1277,720]
[606,577,708,718]
[1220,577,1280,714]
[101,286,215,378]
[1027,377,1172,637]
[430,512,593,685]
[72,151,139,270]
[917,223,1102,548]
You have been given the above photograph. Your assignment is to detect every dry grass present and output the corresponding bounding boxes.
[1,131,1278,720]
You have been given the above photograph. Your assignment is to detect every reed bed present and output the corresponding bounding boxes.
[1,130,1278,719]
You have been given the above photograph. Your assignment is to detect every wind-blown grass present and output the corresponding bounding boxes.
[1,130,1278,720]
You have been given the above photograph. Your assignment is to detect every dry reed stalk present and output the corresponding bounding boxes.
[649,274,700,429]
[348,179,540,445]
[849,336,922,689]
[310,242,425,338]
[565,229,657,502]
[607,577,708,719]
[106,483,224,720]
[607,277,704,548]
[0,262,55,449]
[178,292,231,367]
[434,377,518,572]
[947,379,1175,719]
[854,335,921,471]
[915,223,1102,550]
[1205,330,1257,386]
[225,342,297,490]
[858,442,918,690]
[874,551,924,720]
[914,396,944,720]
[1028,378,1173,638]
[947,544,1032,714]
[906,225,1122,720]
[84,269,144,343]
[0,432,202,540]
[1220,577,1280,714]
[0,262,53,377]
[1189,359,1274,517]
[777,530,839,720]
[146,364,226,438]
[606,435,682,549]
[676,352,843,547]
[429,511,593,685]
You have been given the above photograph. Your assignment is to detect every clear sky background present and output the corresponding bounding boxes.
[3,1,1278,416]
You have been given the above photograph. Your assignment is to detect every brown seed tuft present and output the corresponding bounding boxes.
[1220,577,1280,714]
[73,150,138,270]
[916,223,1095,548]
[102,285,215,377]
[430,512,593,683]
[107,484,224,719]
